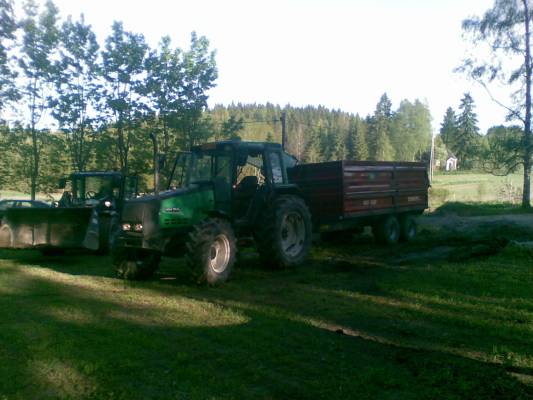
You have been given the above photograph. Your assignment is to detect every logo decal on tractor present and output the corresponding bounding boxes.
[164,207,182,214]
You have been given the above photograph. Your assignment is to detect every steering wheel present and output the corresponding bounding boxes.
[86,191,97,199]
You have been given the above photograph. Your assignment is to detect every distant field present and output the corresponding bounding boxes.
[430,172,527,207]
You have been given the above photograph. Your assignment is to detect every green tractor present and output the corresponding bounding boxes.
[113,140,312,284]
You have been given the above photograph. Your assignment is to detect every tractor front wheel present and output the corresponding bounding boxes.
[186,218,237,285]
[114,250,161,280]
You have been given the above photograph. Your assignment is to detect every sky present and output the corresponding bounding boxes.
[33,0,511,134]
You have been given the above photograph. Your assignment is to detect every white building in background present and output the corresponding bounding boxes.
[445,153,458,171]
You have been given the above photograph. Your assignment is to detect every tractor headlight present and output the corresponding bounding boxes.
[133,223,143,232]
[104,200,112,208]
[122,223,132,231]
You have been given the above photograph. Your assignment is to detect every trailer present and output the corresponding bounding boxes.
[288,160,429,242]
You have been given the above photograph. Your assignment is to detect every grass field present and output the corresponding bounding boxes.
[430,172,526,206]
[1,219,532,399]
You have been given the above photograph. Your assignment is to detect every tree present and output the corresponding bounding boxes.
[169,32,217,149]
[143,35,183,158]
[482,125,523,174]
[50,14,100,171]
[439,107,458,148]
[18,0,60,199]
[346,114,368,160]
[460,0,533,207]
[101,21,148,174]
[219,115,244,139]
[453,93,482,169]
[0,0,18,113]
[391,99,432,161]
[368,93,394,161]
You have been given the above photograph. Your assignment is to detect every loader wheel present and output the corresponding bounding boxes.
[186,218,236,285]
[115,250,161,280]
[256,195,312,269]
[399,214,417,242]
[373,215,400,245]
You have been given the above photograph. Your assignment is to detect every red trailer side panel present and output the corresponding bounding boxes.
[288,160,429,224]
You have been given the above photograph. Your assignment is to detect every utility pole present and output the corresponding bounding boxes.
[429,133,435,182]
[149,132,159,193]
[280,111,287,150]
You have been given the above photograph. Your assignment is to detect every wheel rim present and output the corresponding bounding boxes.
[280,211,306,257]
[209,234,231,273]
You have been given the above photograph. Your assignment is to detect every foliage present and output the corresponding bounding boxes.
[0,0,18,112]
[460,0,533,207]
[17,0,60,199]
[101,21,148,174]
[453,93,482,169]
[50,14,101,171]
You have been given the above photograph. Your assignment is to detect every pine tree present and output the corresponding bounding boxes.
[454,93,481,169]
[439,107,458,148]
[368,93,394,161]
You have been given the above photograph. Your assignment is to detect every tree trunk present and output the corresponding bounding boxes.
[30,125,38,201]
[523,0,532,208]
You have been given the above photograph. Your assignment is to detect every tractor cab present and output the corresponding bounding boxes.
[165,140,297,225]
[58,172,138,209]
[115,139,310,285]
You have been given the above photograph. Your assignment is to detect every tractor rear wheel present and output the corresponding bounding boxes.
[256,195,312,269]
[373,215,400,245]
[186,218,237,285]
[114,250,161,280]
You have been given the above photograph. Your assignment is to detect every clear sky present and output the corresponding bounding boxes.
[42,0,508,134]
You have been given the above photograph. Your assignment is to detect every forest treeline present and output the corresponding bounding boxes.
[0,0,522,197]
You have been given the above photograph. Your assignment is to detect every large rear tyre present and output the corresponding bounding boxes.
[373,215,400,245]
[399,214,417,242]
[256,195,312,269]
[114,250,161,280]
[186,218,236,285]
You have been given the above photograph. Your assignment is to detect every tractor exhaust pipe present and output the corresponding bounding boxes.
[149,132,159,194]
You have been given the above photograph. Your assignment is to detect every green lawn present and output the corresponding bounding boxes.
[431,172,526,206]
[1,226,532,399]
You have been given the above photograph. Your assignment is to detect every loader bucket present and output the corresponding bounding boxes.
[0,207,92,249]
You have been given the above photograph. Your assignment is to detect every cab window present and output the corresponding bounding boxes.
[269,152,284,184]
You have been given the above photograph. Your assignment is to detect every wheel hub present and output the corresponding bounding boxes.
[210,234,231,273]
[280,211,305,257]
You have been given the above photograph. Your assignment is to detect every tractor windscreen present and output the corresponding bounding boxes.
[72,175,120,205]
[167,150,233,189]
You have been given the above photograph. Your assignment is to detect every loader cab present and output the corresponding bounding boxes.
[58,172,138,208]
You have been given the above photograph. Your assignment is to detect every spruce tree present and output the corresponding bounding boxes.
[454,93,481,169]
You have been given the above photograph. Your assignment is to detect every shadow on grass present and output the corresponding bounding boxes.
[0,263,532,400]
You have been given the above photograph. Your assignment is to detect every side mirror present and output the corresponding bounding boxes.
[58,178,67,189]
